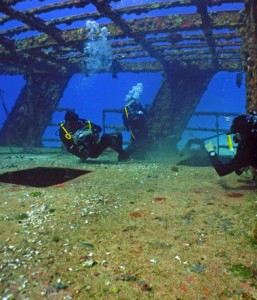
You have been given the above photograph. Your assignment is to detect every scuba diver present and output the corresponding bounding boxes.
[205,112,257,176]
[122,99,150,159]
[59,110,130,161]
[122,83,150,158]
[122,100,149,149]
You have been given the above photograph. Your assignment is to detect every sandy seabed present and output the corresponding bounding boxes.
[0,147,256,300]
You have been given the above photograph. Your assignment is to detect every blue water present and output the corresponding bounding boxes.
[0,1,246,148]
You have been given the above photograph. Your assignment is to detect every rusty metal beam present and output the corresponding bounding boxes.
[0,0,114,26]
[0,1,66,44]
[0,27,242,52]
[1,11,242,52]
[5,35,238,60]
[0,0,244,30]
[113,47,240,58]
[65,40,243,56]
[0,0,244,26]
[61,56,241,74]
[113,32,241,45]
[0,72,72,147]
[196,1,219,68]
[48,46,241,65]
[110,33,241,51]
[0,35,64,73]
[112,51,241,62]
[0,59,241,75]
[243,0,257,112]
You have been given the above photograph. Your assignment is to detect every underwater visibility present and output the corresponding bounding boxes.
[0,0,257,299]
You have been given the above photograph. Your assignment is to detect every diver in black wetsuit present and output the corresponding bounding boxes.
[59,111,129,161]
[205,113,257,176]
[122,99,150,157]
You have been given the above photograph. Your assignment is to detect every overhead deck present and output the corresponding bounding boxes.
[0,0,244,76]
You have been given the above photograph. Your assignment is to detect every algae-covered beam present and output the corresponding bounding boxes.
[0,35,63,73]
[113,0,244,16]
[0,71,72,147]
[64,42,240,65]
[57,39,241,56]
[0,0,244,28]
[66,58,241,74]
[0,65,23,75]
[0,31,241,63]
[3,11,242,52]
[0,0,109,26]
[1,29,241,55]
[0,57,242,76]
[110,32,241,49]
[147,68,216,149]
[243,0,257,112]
[196,1,219,68]
[0,1,65,45]
[113,44,240,57]
[113,51,241,64]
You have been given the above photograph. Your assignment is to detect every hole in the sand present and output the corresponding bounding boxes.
[0,167,90,187]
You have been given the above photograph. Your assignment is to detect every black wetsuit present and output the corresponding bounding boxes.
[208,133,257,176]
[122,102,149,150]
[59,118,127,160]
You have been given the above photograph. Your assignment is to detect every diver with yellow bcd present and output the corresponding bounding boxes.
[122,83,150,159]
[59,110,130,161]
[205,113,257,177]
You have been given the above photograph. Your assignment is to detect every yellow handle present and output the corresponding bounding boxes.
[124,106,129,119]
[227,134,233,152]
[124,106,135,140]
[61,123,72,140]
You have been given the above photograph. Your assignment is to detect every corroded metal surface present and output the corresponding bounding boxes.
[243,0,257,112]
[147,68,215,148]
[0,72,72,147]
